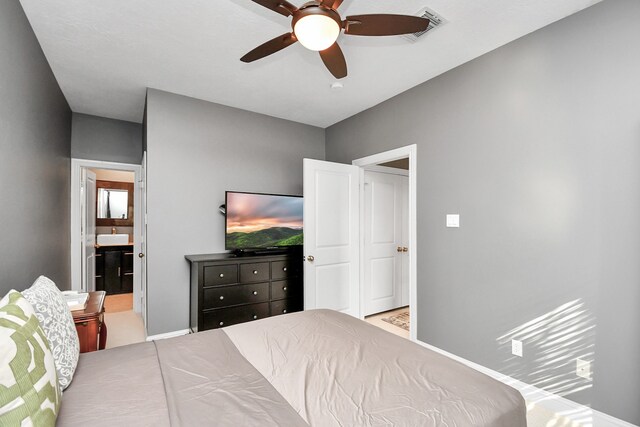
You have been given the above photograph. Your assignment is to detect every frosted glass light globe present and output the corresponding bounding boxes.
[294,15,340,51]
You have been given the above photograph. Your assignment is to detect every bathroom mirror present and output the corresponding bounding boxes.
[97,189,128,219]
[96,181,134,227]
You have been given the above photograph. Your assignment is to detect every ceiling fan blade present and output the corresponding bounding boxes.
[344,14,429,36]
[319,42,347,79]
[320,0,344,10]
[250,0,297,17]
[241,33,297,63]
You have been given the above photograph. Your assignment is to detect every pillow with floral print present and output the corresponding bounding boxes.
[22,276,79,391]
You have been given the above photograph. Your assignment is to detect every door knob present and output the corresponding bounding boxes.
[402,247,408,252]
[397,247,403,252]
[138,253,145,258]
[307,255,315,262]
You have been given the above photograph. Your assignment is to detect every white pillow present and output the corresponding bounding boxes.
[22,276,80,391]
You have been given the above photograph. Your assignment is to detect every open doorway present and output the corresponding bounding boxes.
[70,159,146,346]
[302,145,417,341]
[353,146,417,341]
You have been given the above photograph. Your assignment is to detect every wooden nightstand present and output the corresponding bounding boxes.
[72,291,107,353]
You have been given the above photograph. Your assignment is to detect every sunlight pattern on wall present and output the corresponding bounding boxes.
[497,299,596,403]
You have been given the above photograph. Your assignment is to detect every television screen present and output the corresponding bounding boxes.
[225,191,303,250]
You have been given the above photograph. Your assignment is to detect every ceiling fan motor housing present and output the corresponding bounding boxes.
[291,2,342,30]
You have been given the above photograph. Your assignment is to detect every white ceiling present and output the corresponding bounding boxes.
[20,0,599,128]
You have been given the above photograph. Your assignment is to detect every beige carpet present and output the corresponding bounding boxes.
[526,401,583,427]
[104,310,146,349]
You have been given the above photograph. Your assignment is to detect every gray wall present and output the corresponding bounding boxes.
[0,1,72,294]
[325,0,639,423]
[71,113,143,164]
[145,89,325,336]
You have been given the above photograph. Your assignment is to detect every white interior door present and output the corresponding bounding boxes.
[139,152,147,324]
[81,168,96,293]
[400,175,410,306]
[363,171,406,315]
[303,159,360,317]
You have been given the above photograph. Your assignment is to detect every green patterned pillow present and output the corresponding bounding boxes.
[0,290,61,426]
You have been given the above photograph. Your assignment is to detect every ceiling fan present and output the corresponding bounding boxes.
[241,0,430,79]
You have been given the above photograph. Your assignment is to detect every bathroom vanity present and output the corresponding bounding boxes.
[95,244,134,295]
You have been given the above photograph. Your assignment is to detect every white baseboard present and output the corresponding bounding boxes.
[146,329,190,342]
[414,340,637,427]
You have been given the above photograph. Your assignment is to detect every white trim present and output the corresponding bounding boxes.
[71,158,145,321]
[361,164,409,176]
[353,144,418,341]
[414,339,637,427]
[146,329,190,342]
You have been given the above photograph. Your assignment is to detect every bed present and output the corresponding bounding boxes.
[57,309,526,426]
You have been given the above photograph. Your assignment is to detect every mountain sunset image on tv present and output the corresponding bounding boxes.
[225,191,303,249]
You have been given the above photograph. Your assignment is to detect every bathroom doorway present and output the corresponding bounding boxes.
[70,159,146,334]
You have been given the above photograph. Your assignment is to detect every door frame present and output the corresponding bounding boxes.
[353,144,418,341]
[70,159,145,317]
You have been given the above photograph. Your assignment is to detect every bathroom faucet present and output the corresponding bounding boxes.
[111,227,117,234]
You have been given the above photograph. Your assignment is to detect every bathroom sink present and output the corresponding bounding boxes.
[97,234,130,246]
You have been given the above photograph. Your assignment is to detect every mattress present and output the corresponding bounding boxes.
[58,309,526,426]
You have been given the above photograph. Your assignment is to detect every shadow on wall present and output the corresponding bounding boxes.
[497,299,596,420]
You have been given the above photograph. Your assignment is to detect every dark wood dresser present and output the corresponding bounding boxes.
[185,252,303,332]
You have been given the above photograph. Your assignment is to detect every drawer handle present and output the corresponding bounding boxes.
[283,267,287,272]
[253,291,258,295]
[283,286,287,291]
[253,270,258,275]
[283,309,287,314]
[219,273,224,278]
[253,315,258,320]
[219,296,224,300]
[219,321,224,326]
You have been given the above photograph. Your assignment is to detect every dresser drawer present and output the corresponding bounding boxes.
[203,264,237,286]
[203,303,270,329]
[203,282,269,309]
[270,279,300,301]
[271,260,300,280]
[270,299,302,317]
[239,262,270,283]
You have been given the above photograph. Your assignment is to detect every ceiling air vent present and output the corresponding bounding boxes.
[403,7,445,42]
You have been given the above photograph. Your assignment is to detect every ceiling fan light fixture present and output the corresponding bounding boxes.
[294,14,340,51]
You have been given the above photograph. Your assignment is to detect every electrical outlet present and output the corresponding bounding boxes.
[576,358,592,380]
[511,339,523,357]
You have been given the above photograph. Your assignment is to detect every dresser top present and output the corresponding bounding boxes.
[185,253,239,263]
[185,251,299,263]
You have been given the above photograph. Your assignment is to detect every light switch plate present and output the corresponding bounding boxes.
[446,214,460,228]
[511,339,523,357]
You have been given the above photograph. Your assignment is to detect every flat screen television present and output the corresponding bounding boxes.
[225,191,303,251]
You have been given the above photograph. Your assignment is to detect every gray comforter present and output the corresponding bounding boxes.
[58,309,526,426]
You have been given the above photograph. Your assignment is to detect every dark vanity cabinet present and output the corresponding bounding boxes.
[186,252,303,332]
[96,245,134,295]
